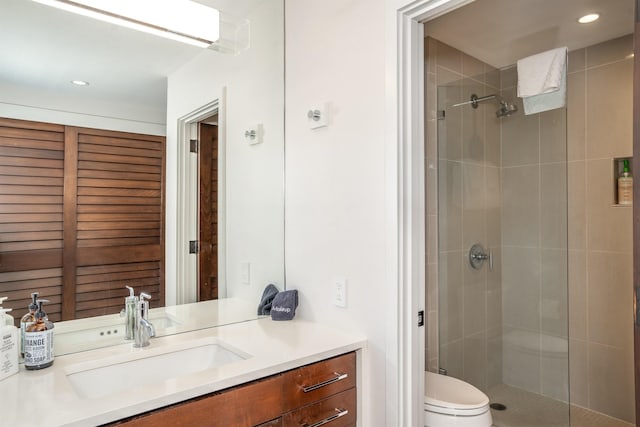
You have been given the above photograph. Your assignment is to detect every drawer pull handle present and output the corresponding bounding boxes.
[302,372,348,393]
[302,408,349,427]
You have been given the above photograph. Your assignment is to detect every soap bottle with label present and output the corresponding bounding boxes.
[24,299,54,370]
[0,307,19,381]
[20,292,38,358]
[0,297,14,327]
[618,159,633,205]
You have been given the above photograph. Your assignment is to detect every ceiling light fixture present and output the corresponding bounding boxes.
[32,0,220,48]
[71,80,89,86]
[578,13,600,24]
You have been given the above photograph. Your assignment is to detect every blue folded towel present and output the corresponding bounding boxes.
[257,284,279,315]
[270,290,298,321]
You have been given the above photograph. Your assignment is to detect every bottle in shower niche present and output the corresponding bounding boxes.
[24,299,54,370]
[20,292,38,357]
[618,159,633,205]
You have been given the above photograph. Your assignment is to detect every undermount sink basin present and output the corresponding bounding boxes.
[65,338,249,399]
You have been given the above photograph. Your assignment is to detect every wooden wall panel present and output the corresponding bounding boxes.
[0,118,64,324]
[0,118,165,323]
[74,128,165,318]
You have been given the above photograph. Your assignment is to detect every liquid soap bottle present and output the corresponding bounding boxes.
[0,307,19,381]
[24,299,54,370]
[122,286,138,340]
[20,292,38,357]
[618,159,633,205]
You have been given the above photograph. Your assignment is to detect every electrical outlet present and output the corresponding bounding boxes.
[333,277,347,308]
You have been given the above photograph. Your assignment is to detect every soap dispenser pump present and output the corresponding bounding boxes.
[20,292,38,357]
[24,299,54,370]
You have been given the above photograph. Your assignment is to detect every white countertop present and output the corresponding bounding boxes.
[0,317,366,427]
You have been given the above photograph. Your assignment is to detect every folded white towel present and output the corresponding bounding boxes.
[517,47,568,115]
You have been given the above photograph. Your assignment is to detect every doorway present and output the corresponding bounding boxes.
[198,119,219,301]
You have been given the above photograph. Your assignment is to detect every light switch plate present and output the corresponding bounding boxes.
[308,103,329,130]
[333,277,347,308]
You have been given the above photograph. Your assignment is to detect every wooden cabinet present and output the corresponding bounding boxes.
[106,352,357,427]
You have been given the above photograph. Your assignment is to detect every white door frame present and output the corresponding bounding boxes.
[175,90,227,304]
[386,0,474,425]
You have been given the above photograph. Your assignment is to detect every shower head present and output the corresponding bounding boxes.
[452,93,518,118]
[496,100,518,118]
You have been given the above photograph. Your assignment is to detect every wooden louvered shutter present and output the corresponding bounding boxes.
[0,118,165,322]
[71,127,165,319]
[0,119,65,322]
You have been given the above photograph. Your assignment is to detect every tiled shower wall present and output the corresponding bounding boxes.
[425,34,635,423]
[424,38,503,391]
[565,35,635,423]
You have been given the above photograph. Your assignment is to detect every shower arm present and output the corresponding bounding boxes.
[452,93,500,109]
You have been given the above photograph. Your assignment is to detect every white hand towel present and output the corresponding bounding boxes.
[517,47,568,115]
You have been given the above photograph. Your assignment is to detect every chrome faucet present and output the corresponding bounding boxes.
[134,292,155,348]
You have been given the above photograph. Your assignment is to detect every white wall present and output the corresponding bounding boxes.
[0,81,166,135]
[165,1,285,304]
[285,1,388,424]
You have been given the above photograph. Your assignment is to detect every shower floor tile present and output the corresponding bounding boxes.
[487,384,633,427]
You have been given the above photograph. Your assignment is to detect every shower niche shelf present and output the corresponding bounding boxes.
[612,156,633,207]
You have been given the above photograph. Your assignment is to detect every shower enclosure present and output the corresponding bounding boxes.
[427,42,570,426]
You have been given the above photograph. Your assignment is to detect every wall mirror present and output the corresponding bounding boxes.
[0,0,285,355]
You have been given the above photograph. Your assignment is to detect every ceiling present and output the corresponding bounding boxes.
[0,0,263,118]
[424,0,634,69]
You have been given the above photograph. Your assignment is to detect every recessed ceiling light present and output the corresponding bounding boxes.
[71,80,89,86]
[578,13,600,24]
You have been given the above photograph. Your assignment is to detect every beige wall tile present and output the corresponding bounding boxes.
[461,79,486,163]
[463,332,488,390]
[503,327,541,392]
[569,338,588,407]
[567,71,586,161]
[485,166,501,247]
[426,158,437,215]
[586,159,633,252]
[485,107,501,167]
[500,65,517,90]
[486,247,501,291]
[502,246,541,331]
[463,259,487,337]
[428,310,439,361]
[588,342,635,423]
[426,119,437,159]
[427,262,438,312]
[586,59,633,159]
[540,346,569,401]
[440,338,463,379]
[501,88,539,167]
[462,162,486,249]
[437,73,463,161]
[438,160,463,251]
[462,52,485,82]
[426,37,437,74]
[541,163,568,250]
[426,71,437,122]
[540,248,568,337]
[439,251,464,342]
[427,214,437,264]
[436,40,463,73]
[486,288,502,330]
[540,108,567,164]
[586,34,633,69]
[568,47,586,73]
[568,161,586,250]
[487,331,502,387]
[501,165,540,247]
[587,251,634,349]
[568,250,587,341]
[485,65,500,91]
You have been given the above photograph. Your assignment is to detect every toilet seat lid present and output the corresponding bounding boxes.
[425,371,490,410]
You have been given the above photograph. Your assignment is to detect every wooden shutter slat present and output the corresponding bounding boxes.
[78,152,161,166]
[77,276,160,293]
[78,169,161,182]
[77,237,160,248]
[77,269,159,285]
[79,142,163,158]
[77,204,161,214]
[78,213,160,222]
[78,160,160,174]
[0,136,64,151]
[0,165,64,178]
[78,133,163,150]
[0,214,63,224]
[0,175,64,186]
[77,261,159,276]
[0,184,64,195]
[0,127,64,142]
[0,231,63,242]
[77,196,160,205]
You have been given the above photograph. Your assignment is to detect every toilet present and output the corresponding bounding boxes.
[424,371,493,427]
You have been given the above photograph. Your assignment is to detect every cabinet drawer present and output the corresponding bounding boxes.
[282,388,356,427]
[109,375,283,427]
[282,352,356,412]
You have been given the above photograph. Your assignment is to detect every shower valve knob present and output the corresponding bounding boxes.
[469,243,493,271]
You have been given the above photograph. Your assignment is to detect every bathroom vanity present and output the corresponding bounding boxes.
[0,312,365,427]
